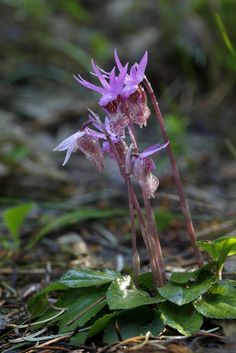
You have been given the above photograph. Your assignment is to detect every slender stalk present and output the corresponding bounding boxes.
[125,122,166,286]
[142,190,166,285]
[103,127,163,286]
[144,76,203,266]
[126,176,140,287]
[101,129,142,284]
[130,187,163,287]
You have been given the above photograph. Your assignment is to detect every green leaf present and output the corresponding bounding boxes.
[69,331,88,346]
[160,302,203,336]
[28,293,50,319]
[158,272,216,306]
[28,282,68,318]
[197,236,236,263]
[33,286,107,334]
[104,308,164,343]
[3,203,34,248]
[58,269,120,288]
[28,207,127,248]
[70,312,117,345]
[107,275,165,310]
[170,271,196,284]
[29,269,118,320]
[171,262,217,284]
[194,280,236,319]
[88,312,117,339]
[139,272,154,290]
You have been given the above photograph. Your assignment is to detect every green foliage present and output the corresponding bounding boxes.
[170,271,196,284]
[28,207,127,248]
[34,286,107,335]
[28,236,236,344]
[215,14,236,72]
[28,282,68,318]
[3,203,34,249]
[198,236,236,278]
[58,269,120,288]
[107,275,165,310]
[158,272,216,306]
[160,302,203,336]
[197,236,236,262]
[104,308,164,343]
[194,280,236,319]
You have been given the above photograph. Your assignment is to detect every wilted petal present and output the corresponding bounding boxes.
[131,154,159,198]
[77,134,104,172]
[143,174,159,198]
[125,143,133,174]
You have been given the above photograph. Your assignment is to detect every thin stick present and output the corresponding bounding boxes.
[144,76,203,266]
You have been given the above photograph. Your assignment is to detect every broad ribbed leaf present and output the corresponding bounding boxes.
[170,271,196,284]
[158,272,216,306]
[104,308,164,343]
[28,282,68,317]
[197,236,236,262]
[107,275,165,310]
[160,302,203,336]
[58,269,120,288]
[70,312,117,345]
[34,286,107,334]
[194,280,236,319]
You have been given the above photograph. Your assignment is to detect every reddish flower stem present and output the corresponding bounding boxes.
[125,122,166,286]
[100,130,143,285]
[142,190,166,286]
[103,128,164,286]
[126,176,140,287]
[144,77,203,267]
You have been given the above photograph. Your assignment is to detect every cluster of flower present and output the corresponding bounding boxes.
[54,50,167,199]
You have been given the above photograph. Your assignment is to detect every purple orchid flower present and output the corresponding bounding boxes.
[127,142,169,198]
[114,49,148,98]
[114,50,150,128]
[74,60,128,107]
[53,131,85,166]
[101,118,128,160]
[54,129,104,172]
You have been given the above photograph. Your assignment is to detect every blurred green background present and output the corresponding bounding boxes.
[0,0,235,203]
